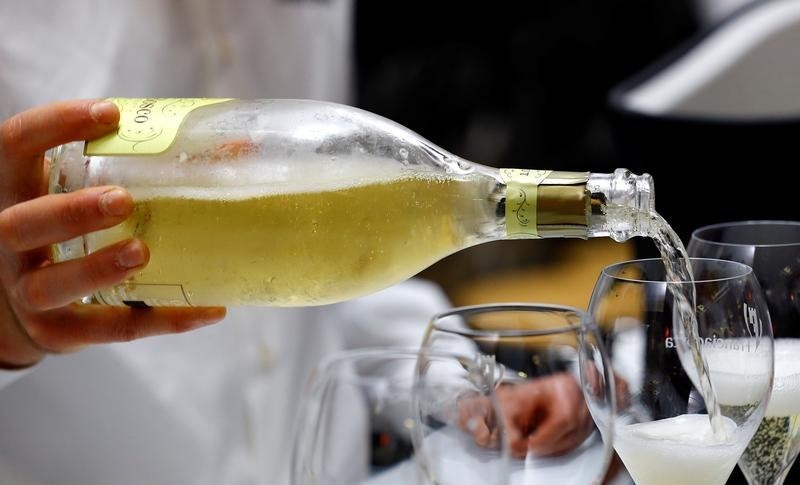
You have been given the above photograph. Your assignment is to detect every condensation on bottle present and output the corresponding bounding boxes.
[49,98,654,307]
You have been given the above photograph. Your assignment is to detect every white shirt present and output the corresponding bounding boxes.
[0,1,450,484]
[0,0,353,118]
[0,282,449,485]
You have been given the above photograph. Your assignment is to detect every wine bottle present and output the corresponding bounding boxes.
[49,98,654,307]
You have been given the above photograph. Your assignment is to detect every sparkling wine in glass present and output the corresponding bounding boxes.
[587,258,774,485]
[689,221,800,485]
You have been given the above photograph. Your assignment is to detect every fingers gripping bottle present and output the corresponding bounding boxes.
[50,98,654,307]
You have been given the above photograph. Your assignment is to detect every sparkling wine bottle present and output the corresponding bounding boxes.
[49,98,654,307]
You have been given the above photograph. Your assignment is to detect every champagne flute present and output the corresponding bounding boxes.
[291,348,509,485]
[587,258,774,485]
[421,303,615,485]
[689,221,800,485]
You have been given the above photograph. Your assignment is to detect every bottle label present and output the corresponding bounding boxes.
[85,98,232,155]
[500,169,553,238]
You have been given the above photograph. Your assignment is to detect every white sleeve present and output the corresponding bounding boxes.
[0,366,35,390]
[330,278,451,350]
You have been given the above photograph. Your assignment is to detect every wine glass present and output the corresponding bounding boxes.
[291,347,509,485]
[689,221,800,485]
[587,258,774,485]
[422,303,615,485]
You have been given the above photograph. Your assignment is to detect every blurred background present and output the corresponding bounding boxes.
[356,0,699,308]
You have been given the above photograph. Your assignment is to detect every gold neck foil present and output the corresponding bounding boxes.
[501,170,590,239]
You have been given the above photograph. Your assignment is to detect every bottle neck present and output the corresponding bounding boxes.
[586,168,655,241]
[495,168,654,241]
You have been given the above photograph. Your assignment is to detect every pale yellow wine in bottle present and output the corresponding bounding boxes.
[49,98,654,307]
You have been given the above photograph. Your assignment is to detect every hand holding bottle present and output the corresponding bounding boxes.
[0,100,225,369]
